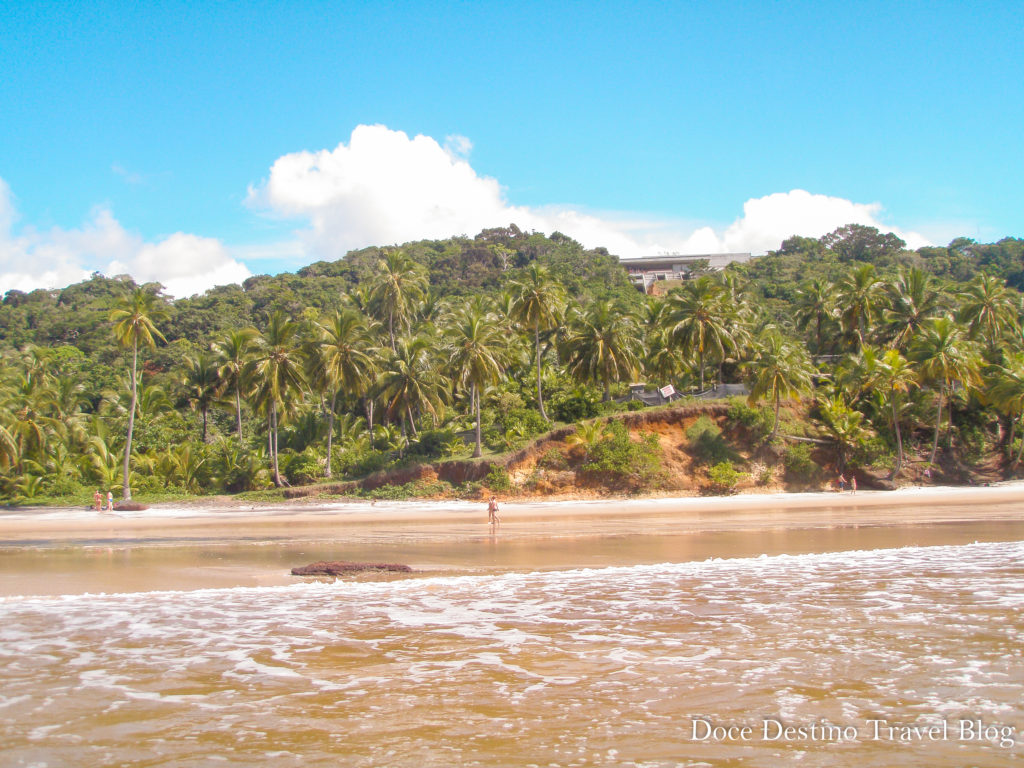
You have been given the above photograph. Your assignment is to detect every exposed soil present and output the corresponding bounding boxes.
[282,402,1018,502]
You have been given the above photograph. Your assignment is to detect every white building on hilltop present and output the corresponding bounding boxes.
[620,253,751,293]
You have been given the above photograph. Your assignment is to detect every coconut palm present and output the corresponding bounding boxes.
[369,251,428,349]
[445,301,508,457]
[665,276,734,392]
[794,278,838,355]
[562,299,642,402]
[817,395,871,473]
[869,349,919,474]
[251,312,307,486]
[836,264,884,349]
[308,309,377,476]
[910,317,983,464]
[986,353,1024,463]
[108,286,168,500]
[882,267,945,350]
[958,273,1020,360]
[180,351,221,443]
[507,263,566,422]
[376,334,446,445]
[213,328,257,440]
[745,329,815,439]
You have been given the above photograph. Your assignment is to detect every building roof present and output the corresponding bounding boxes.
[619,253,751,270]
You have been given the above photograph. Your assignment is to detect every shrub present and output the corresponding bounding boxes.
[582,420,661,486]
[282,451,322,485]
[550,388,602,423]
[686,416,737,466]
[408,428,460,459]
[707,461,745,493]
[485,464,512,491]
[726,399,774,440]
[334,448,390,479]
[782,443,819,483]
[538,447,567,470]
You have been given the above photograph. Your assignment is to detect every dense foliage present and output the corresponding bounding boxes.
[1,223,1023,503]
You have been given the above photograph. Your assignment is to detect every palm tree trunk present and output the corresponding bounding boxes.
[770,389,781,439]
[234,383,243,439]
[1016,419,1024,464]
[201,407,208,443]
[365,399,375,450]
[892,395,904,475]
[930,385,943,465]
[325,391,337,479]
[473,384,482,458]
[122,340,138,500]
[271,402,282,487]
[535,323,548,422]
[406,405,418,436]
[698,347,705,392]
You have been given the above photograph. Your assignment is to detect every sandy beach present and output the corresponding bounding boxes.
[3,483,1024,597]
[3,482,1024,541]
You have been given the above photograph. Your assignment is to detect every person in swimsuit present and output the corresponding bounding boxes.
[487,496,500,525]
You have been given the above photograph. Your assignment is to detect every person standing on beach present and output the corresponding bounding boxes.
[94,489,103,511]
[851,475,857,494]
[106,491,114,512]
[837,473,846,492]
[487,496,500,525]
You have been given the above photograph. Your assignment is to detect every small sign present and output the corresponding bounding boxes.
[659,384,676,398]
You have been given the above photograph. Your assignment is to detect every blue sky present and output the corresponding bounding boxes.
[1,0,1021,296]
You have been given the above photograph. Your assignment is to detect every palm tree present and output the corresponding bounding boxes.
[869,349,919,474]
[958,273,1020,360]
[180,351,221,443]
[836,264,884,349]
[882,267,945,350]
[369,251,427,350]
[213,328,257,440]
[745,329,815,439]
[666,276,734,392]
[109,287,168,500]
[566,420,610,461]
[794,278,838,355]
[507,263,566,422]
[309,309,377,477]
[985,353,1024,463]
[910,316,982,464]
[445,301,508,457]
[376,334,447,445]
[562,299,642,402]
[817,395,871,473]
[251,312,306,486]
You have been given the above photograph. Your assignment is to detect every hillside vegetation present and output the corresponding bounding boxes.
[1,223,1023,505]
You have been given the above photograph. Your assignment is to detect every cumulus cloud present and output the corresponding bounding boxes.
[249,124,930,260]
[0,178,251,299]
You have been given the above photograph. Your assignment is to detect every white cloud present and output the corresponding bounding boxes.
[249,124,931,260]
[0,178,251,299]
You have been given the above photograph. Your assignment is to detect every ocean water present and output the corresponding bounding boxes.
[1,540,1022,767]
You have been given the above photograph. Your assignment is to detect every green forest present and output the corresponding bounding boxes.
[2,223,1023,505]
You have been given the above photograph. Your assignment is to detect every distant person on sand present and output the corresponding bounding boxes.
[851,475,857,494]
[837,473,846,492]
[487,496,500,525]
[106,491,114,512]
[94,489,103,512]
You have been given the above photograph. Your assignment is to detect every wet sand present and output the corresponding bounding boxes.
[3,484,1024,597]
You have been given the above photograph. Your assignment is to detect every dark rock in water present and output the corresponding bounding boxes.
[114,502,149,512]
[291,561,413,576]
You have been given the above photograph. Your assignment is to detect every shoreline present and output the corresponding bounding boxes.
[3,483,1024,597]
[3,482,1024,544]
